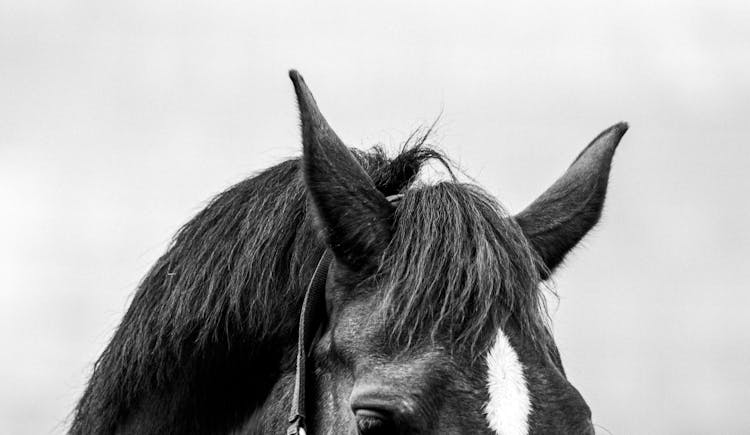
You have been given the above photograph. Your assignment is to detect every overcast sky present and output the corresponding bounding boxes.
[1,1,749,433]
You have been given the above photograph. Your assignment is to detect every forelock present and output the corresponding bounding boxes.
[370,181,550,353]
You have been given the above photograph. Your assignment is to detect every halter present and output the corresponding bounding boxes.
[286,194,402,435]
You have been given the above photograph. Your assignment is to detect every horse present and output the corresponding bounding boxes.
[70,70,628,434]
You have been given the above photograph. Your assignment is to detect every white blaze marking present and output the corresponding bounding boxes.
[484,328,531,435]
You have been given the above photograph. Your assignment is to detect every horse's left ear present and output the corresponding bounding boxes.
[515,123,628,279]
[289,70,394,272]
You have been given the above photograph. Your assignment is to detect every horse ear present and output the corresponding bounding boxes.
[289,70,394,272]
[515,123,628,279]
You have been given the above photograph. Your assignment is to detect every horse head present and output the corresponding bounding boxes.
[289,70,626,434]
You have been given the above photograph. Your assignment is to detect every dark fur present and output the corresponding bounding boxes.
[70,139,444,434]
[371,183,549,353]
[515,123,627,278]
[73,70,625,434]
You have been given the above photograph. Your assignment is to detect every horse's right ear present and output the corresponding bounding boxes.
[289,70,394,272]
[515,123,628,279]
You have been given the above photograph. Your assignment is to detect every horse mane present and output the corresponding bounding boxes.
[70,126,551,433]
[373,182,550,355]
[69,132,445,434]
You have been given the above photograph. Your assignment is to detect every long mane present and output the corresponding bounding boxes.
[70,138,445,434]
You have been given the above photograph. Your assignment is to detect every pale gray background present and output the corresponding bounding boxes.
[2,1,749,433]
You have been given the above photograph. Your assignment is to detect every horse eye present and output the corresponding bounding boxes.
[355,409,396,435]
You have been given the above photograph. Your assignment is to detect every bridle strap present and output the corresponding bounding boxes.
[286,194,402,435]
[287,250,332,435]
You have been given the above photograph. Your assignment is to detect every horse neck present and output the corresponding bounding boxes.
[72,160,325,434]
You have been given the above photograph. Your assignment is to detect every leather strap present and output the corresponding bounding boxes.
[287,251,332,435]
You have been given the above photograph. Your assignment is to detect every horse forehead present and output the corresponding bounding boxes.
[484,327,531,435]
